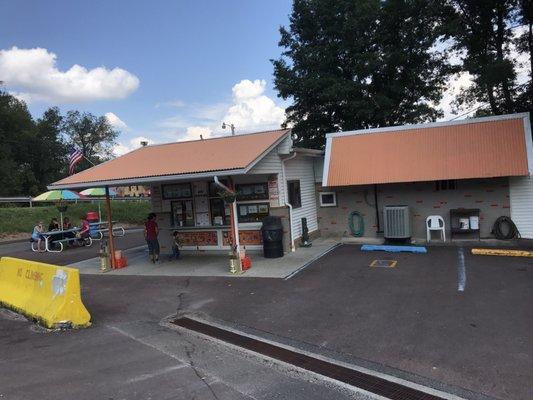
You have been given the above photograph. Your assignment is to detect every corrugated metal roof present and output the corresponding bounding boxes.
[51,129,289,188]
[324,114,531,187]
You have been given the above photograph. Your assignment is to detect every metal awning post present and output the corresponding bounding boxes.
[214,176,241,272]
[105,186,116,268]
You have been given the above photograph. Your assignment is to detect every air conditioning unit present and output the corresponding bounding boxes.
[383,205,411,239]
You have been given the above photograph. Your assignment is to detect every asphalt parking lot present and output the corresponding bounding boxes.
[1,244,532,399]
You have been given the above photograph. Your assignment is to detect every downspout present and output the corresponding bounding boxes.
[281,152,297,252]
[214,176,240,255]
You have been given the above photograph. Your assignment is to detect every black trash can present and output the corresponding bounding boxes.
[261,216,284,258]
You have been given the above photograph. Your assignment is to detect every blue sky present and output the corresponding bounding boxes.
[0,0,292,153]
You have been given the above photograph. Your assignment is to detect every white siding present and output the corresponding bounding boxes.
[510,176,533,238]
[248,145,285,204]
[284,156,319,238]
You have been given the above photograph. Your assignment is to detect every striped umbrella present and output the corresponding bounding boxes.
[33,190,86,229]
[33,189,85,201]
[79,187,117,197]
[80,187,119,222]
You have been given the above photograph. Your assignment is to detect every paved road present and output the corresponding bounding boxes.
[0,229,145,265]
[0,244,531,399]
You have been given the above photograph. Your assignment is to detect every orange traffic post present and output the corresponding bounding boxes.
[104,186,116,269]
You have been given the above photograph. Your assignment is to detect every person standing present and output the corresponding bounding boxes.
[171,230,181,260]
[144,213,160,263]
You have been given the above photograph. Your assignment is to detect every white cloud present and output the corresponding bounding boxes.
[155,100,185,108]
[0,47,139,103]
[179,126,213,142]
[114,136,154,156]
[223,79,285,131]
[161,79,286,142]
[105,112,129,131]
[438,71,476,120]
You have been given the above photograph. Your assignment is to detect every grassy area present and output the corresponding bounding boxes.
[0,200,151,234]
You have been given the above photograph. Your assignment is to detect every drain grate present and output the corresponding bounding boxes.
[172,317,445,400]
[370,259,397,268]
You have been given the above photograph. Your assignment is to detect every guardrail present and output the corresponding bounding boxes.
[0,197,33,207]
[0,196,150,207]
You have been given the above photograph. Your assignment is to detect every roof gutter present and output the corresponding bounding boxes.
[281,151,298,252]
[214,176,240,259]
[47,168,247,191]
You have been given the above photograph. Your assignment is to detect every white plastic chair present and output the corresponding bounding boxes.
[426,215,446,242]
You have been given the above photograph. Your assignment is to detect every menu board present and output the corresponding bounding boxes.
[195,212,210,227]
[162,183,192,199]
[193,181,208,196]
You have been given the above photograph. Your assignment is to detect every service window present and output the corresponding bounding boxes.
[319,192,337,207]
[210,198,231,226]
[171,200,194,227]
[287,180,302,209]
[237,203,270,223]
[162,183,192,199]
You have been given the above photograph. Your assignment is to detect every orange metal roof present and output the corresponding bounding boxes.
[325,115,531,187]
[51,129,289,188]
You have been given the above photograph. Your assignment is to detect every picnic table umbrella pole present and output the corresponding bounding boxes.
[79,188,117,222]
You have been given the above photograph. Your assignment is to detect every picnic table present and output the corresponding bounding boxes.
[31,228,93,253]
[89,221,126,240]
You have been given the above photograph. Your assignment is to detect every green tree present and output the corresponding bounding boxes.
[33,107,67,188]
[273,0,452,148]
[62,110,118,171]
[441,0,531,115]
[0,90,39,195]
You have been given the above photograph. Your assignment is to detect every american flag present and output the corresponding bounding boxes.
[68,148,84,175]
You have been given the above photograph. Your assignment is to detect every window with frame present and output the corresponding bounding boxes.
[162,183,192,199]
[171,200,194,227]
[287,180,302,208]
[435,180,457,191]
[209,198,231,226]
[319,192,337,207]
[235,183,269,201]
[237,202,270,223]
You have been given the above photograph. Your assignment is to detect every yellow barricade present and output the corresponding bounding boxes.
[0,257,91,328]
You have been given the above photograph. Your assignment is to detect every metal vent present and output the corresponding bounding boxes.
[383,206,411,239]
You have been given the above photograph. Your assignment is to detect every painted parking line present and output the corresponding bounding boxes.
[283,243,342,280]
[457,247,466,292]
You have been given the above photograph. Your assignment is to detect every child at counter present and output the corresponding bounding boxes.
[172,231,182,260]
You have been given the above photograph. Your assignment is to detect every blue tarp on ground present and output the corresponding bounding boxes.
[361,245,427,254]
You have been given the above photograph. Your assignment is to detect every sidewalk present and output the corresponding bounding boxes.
[71,238,340,278]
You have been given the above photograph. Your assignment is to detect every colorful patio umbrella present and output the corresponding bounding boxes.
[79,187,118,221]
[33,190,86,229]
[79,187,117,197]
[33,189,85,201]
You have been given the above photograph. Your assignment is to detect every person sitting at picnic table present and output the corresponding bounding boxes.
[62,217,75,246]
[31,221,45,252]
[76,217,90,245]
[63,217,72,230]
[47,218,61,249]
[48,218,60,232]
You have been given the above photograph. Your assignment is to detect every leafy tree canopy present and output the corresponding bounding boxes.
[0,88,121,196]
[440,0,532,116]
[273,0,453,148]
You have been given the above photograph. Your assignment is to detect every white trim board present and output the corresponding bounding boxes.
[322,136,333,186]
[325,112,530,139]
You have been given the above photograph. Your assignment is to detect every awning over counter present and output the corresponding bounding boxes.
[323,113,532,187]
